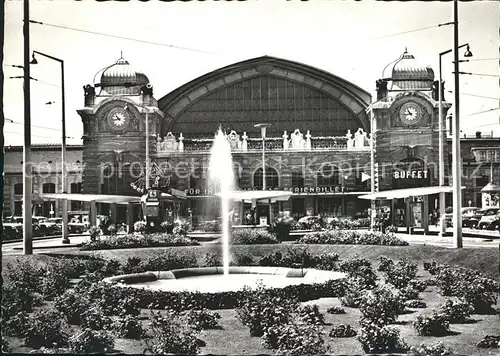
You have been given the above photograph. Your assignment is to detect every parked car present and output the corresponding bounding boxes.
[486,212,500,231]
[444,207,481,228]
[477,208,500,229]
[32,216,59,236]
[462,209,486,228]
[2,217,23,240]
[48,217,86,234]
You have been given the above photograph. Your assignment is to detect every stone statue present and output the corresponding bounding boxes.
[241,132,248,151]
[227,130,241,150]
[305,130,312,150]
[282,130,289,150]
[156,134,162,151]
[355,128,366,148]
[164,132,177,151]
[346,129,354,149]
[178,133,184,152]
[291,129,304,149]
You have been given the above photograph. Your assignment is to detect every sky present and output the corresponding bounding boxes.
[3,0,499,146]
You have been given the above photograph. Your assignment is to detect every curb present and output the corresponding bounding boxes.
[12,244,82,251]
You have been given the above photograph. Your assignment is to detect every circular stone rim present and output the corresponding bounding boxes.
[103,266,346,287]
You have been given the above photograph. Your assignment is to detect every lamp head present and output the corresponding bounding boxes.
[30,53,38,65]
[254,123,271,139]
[463,45,473,58]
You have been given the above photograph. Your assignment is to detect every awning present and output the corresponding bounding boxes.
[216,190,293,203]
[481,183,500,193]
[358,186,464,200]
[40,193,142,205]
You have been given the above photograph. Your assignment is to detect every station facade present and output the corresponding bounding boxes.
[3,52,500,224]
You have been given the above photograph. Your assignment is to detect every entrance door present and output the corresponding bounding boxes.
[257,205,269,225]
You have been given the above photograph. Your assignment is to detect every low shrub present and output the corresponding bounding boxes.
[327,217,370,230]
[40,261,71,301]
[326,306,346,314]
[296,229,408,246]
[1,283,42,332]
[81,306,113,331]
[296,304,325,325]
[262,323,326,355]
[133,221,146,234]
[197,220,221,232]
[384,259,418,289]
[409,341,453,356]
[359,285,405,326]
[432,264,499,313]
[121,256,143,274]
[231,228,280,245]
[185,308,221,330]
[398,286,420,301]
[88,226,102,241]
[378,256,394,272]
[423,260,438,272]
[144,309,201,355]
[338,256,377,289]
[409,279,429,292]
[54,289,91,325]
[413,313,450,336]
[86,282,141,316]
[140,250,198,272]
[24,309,68,349]
[236,284,297,336]
[477,335,500,348]
[80,233,199,250]
[1,310,28,337]
[329,324,357,338]
[340,278,366,308]
[114,315,145,339]
[231,252,254,266]
[357,321,408,354]
[314,253,340,271]
[438,298,474,323]
[203,252,221,267]
[404,300,427,309]
[68,328,114,354]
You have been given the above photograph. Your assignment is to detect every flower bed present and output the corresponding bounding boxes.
[230,228,280,245]
[80,233,199,251]
[296,230,408,246]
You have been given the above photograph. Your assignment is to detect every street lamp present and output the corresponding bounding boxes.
[438,43,472,237]
[31,50,70,244]
[254,123,271,190]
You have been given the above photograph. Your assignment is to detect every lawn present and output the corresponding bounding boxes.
[2,243,499,355]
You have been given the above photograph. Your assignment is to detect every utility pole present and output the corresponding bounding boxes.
[23,0,33,254]
[452,0,463,248]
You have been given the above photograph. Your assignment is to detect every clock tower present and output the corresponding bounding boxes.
[368,49,451,219]
[77,55,164,197]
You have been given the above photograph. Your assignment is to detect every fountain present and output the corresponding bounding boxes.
[208,128,234,276]
[104,129,345,293]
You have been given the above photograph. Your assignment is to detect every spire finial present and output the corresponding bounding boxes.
[404,47,408,53]
[120,50,123,58]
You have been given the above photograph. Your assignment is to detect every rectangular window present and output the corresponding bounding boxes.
[291,171,304,188]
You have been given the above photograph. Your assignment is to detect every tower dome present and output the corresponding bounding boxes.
[382,49,434,91]
[94,54,150,96]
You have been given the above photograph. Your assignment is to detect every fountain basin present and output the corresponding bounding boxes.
[104,267,346,294]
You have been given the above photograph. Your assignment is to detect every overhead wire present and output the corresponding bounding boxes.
[29,20,216,54]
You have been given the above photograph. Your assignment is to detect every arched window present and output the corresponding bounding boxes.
[14,183,23,195]
[42,183,56,193]
[317,164,340,186]
[253,167,279,189]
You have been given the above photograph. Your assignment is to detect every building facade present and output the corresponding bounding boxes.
[3,52,499,223]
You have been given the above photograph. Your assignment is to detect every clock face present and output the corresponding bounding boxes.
[107,108,129,130]
[399,102,423,126]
